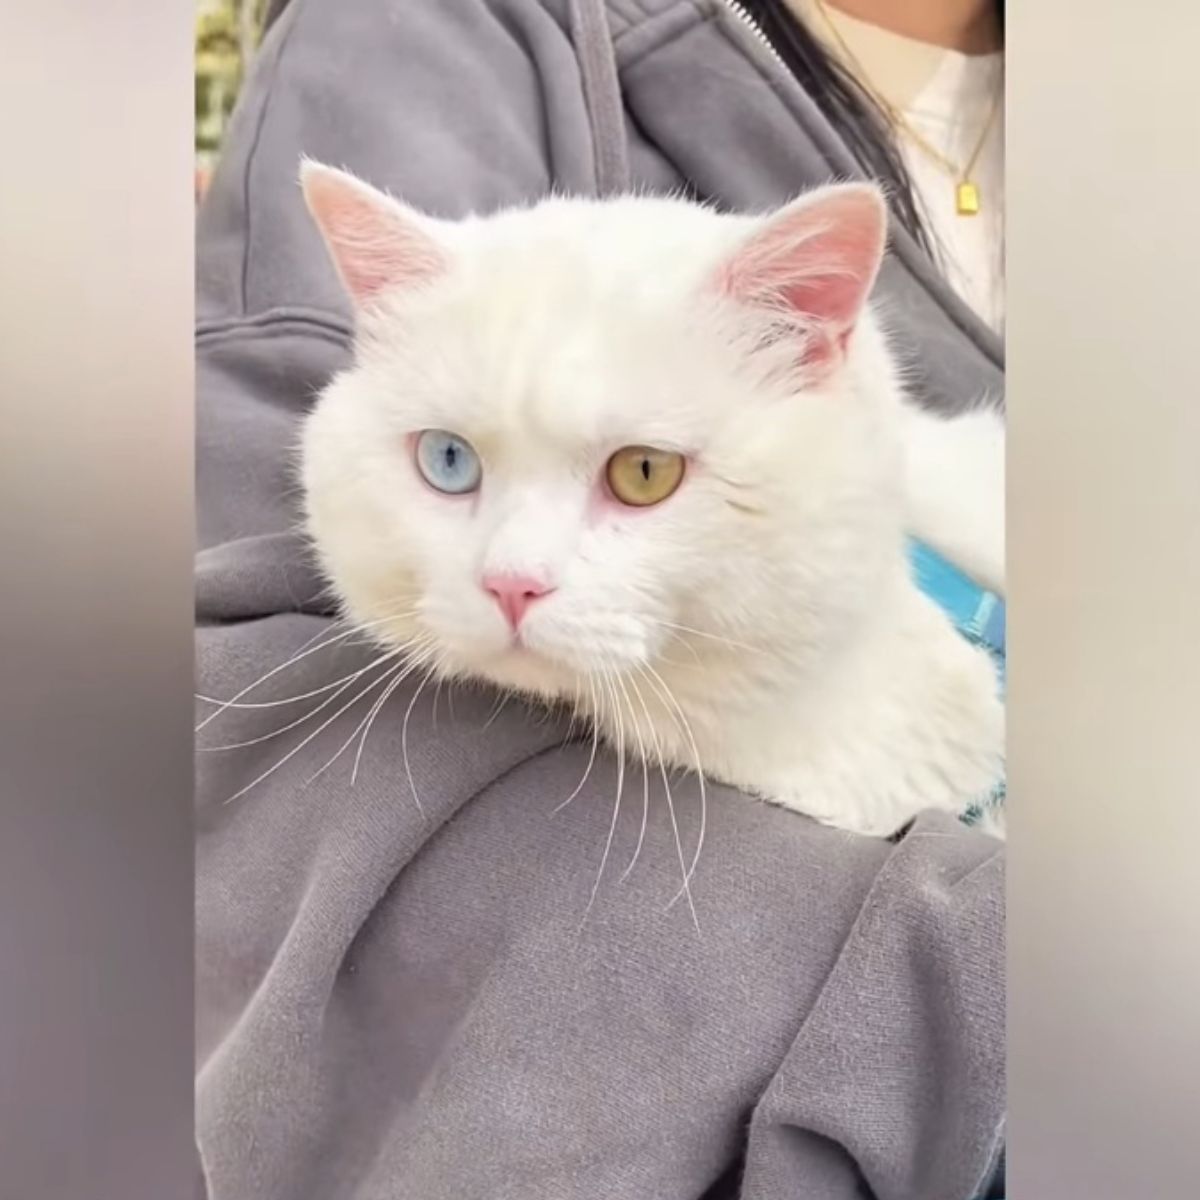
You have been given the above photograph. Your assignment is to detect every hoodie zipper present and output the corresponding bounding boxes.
[718,0,787,70]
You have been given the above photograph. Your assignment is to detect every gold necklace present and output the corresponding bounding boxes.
[810,0,1002,216]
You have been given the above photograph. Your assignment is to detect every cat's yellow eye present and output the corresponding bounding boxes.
[605,446,685,508]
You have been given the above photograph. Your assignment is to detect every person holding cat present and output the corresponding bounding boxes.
[195,2,1006,1199]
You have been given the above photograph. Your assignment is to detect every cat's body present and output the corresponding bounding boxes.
[298,163,1005,838]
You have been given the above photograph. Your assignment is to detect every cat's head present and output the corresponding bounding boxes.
[298,162,907,700]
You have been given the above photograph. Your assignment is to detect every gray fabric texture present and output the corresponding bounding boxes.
[195,1,1006,1197]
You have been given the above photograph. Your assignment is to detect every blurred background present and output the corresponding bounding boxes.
[195,0,267,198]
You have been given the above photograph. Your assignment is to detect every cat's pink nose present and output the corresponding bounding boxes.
[481,572,555,631]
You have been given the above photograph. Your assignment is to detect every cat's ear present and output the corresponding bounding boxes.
[299,159,447,309]
[711,183,887,372]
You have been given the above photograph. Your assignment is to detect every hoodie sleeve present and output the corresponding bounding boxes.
[740,812,1006,1200]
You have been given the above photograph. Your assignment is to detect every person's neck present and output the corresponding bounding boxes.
[823,0,1002,54]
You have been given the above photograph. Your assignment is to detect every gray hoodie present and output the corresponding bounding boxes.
[195,2,1005,1197]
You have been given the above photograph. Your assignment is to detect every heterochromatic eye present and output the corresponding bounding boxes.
[414,429,482,495]
[605,445,685,508]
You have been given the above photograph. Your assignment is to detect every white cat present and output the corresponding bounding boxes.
[296,161,1004,839]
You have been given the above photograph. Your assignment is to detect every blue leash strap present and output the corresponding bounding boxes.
[908,540,1007,820]
[908,540,1006,683]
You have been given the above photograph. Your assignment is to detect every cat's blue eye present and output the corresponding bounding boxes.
[414,429,482,495]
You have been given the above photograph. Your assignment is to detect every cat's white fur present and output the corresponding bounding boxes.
[297,162,1005,838]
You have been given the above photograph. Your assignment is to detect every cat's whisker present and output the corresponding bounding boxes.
[553,674,601,815]
[303,653,428,787]
[220,664,404,806]
[195,663,370,711]
[310,639,439,788]
[195,606,419,732]
[279,613,355,657]
[653,630,704,668]
[198,650,406,752]
[652,619,767,658]
[199,676,361,753]
[431,674,447,732]
[611,672,650,885]
[349,667,416,787]
[647,669,708,902]
[401,655,444,820]
[366,642,443,787]
[654,651,704,671]
[616,674,653,885]
[196,624,372,732]
[638,663,705,928]
[630,668,696,931]
[482,691,512,730]
[563,677,590,744]
[580,669,627,929]
[661,772,701,934]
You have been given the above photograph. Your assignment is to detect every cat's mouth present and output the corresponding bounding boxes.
[416,599,661,687]
[494,627,580,669]
[453,626,647,697]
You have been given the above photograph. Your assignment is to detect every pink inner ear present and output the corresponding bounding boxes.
[300,162,446,308]
[715,185,887,364]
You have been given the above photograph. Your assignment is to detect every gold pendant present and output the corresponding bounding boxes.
[956,180,981,216]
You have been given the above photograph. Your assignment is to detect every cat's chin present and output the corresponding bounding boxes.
[448,639,649,709]
[442,642,580,702]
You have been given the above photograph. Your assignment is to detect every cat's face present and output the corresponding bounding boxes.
[299,165,905,699]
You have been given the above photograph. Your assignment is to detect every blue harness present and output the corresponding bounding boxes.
[908,540,1006,821]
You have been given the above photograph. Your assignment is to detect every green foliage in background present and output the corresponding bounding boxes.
[196,0,268,165]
